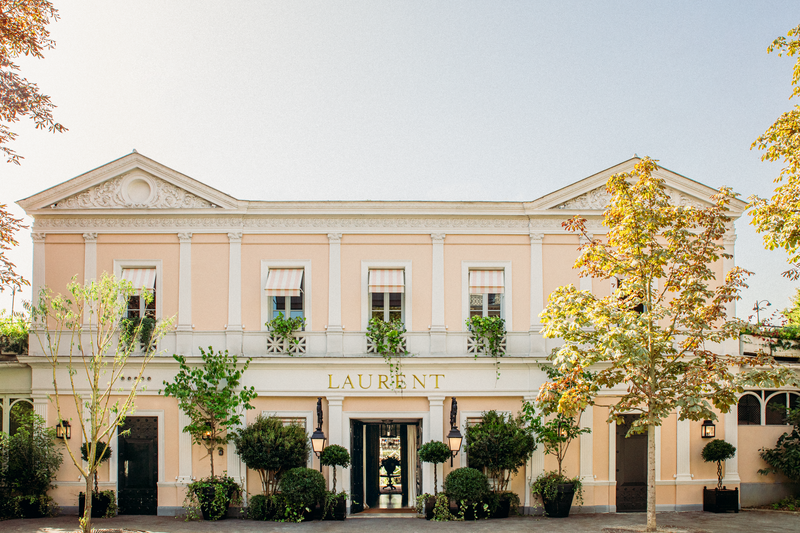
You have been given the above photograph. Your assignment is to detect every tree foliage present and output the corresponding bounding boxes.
[464,410,536,492]
[539,157,794,531]
[750,24,800,279]
[0,204,27,293]
[162,347,256,478]
[320,444,350,492]
[232,414,308,496]
[31,273,172,533]
[2,410,62,497]
[418,440,451,494]
[0,0,66,165]
[759,406,800,483]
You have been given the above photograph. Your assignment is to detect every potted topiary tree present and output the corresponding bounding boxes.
[465,410,536,518]
[443,467,491,520]
[162,346,257,520]
[702,439,738,513]
[417,440,451,519]
[78,442,115,518]
[320,444,350,520]
[278,467,327,522]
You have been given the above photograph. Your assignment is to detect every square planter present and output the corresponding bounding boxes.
[79,491,115,518]
[703,487,739,513]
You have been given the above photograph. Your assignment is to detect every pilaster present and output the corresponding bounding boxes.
[675,418,692,482]
[83,233,97,328]
[723,233,739,355]
[430,233,447,354]
[176,232,193,355]
[225,232,243,354]
[31,233,46,336]
[723,408,740,484]
[529,233,545,354]
[327,396,344,490]
[427,396,445,494]
[580,405,594,482]
[327,233,343,355]
[177,410,193,484]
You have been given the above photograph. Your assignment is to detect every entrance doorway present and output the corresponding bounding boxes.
[350,420,420,513]
[616,414,647,512]
[117,416,158,515]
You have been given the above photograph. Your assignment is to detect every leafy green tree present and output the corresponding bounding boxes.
[162,347,257,477]
[759,406,800,483]
[701,439,736,490]
[232,414,308,496]
[32,273,172,533]
[539,157,795,531]
[750,24,800,280]
[320,444,350,492]
[418,440,451,494]
[3,410,62,497]
[464,410,536,492]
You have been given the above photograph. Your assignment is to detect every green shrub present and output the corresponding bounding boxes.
[759,407,800,483]
[183,475,242,521]
[247,494,280,521]
[465,410,536,492]
[232,415,309,496]
[3,411,62,497]
[0,311,28,354]
[444,467,490,503]
[279,467,326,511]
[320,444,350,492]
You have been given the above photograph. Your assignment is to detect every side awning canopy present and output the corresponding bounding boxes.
[122,268,156,290]
[469,270,504,294]
[368,269,405,293]
[265,269,304,297]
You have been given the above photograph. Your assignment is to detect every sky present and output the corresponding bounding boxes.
[2,1,799,321]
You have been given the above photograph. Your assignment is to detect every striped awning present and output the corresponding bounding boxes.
[368,269,405,293]
[469,270,504,294]
[265,269,304,297]
[121,268,156,290]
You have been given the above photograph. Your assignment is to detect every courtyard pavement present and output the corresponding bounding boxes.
[1,511,800,533]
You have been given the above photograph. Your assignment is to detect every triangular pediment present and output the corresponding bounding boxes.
[528,158,747,214]
[18,152,240,212]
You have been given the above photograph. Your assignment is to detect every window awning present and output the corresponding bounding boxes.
[469,270,504,294]
[265,269,304,297]
[121,268,156,290]
[368,269,405,293]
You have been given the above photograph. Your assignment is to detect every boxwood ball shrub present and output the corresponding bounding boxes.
[444,467,490,503]
[418,440,451,494]
[320,444,351,492]
[701,439,736,489]
[279,467,326,511]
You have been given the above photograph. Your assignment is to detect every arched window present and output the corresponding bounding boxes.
[738,394,761,425]
[8,399,33,436]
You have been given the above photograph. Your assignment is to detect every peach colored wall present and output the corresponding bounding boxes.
[340,235,432,332]
[343,396,430,413]
[542,235,582,309]
[241,234,329,332]
[660,413,677,481]
[739,425,793,484]
[442,235,531,332]
[96,234,180,320]
[44,236,84,296]
[191,234,229,330]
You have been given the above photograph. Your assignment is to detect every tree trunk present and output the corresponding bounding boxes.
[647,423,656,532]
[209,444,215,477]
[332,467,337,492]
[81,472,93,533]
[433,464,438,495]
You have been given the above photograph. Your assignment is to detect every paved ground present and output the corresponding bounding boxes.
[2,511,800,533]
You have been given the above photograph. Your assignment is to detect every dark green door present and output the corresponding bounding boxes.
[350,420,364,513]
[118,416,158,515]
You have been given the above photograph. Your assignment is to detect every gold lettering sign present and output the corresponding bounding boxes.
[327,373,444,390]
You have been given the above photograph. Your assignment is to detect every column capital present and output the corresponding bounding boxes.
[31,232,46,242]
[431,233,446,242]
[428,395,446,406]
[178,232,193,242]
[326,395,345,406]
[227,231,242,242]
[529,232,544,243]
[723,233,737,245]
[82,232,98,242]
[328,233,342,242]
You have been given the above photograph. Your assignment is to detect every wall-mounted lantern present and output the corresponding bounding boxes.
[446,397,463,466]
[701,419,716,438]
[310,397,327,471]
[55,420,71,440]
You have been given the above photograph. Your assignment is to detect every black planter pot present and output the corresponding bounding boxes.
[197,486,231,521]
[322,494,347,520]
[424,496,436,520]
[16,498,45,518]
[79,491,114,518]
[703,487,739,513]
[491,497,511,519]
[458,500,490,520]
[543,483,575,518]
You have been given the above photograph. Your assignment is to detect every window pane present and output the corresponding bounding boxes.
[766,394,788,425]
[273,297,285,314]
[144,289,156,318]
[9,401,32,436]
[290,296,303,311]
[127,295,141,319]
[487,293,502,317]
[389,293,402,311]
[372,293,384,321]
[389,310,402,323]
[738,394,761,425]
[791,393,800,411]
[470,294,483,318]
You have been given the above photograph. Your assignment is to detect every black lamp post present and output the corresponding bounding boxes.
[310,397,327,472]
[446,397,463,466]
[753,299,771,324]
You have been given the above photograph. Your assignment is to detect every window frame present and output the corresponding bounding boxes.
[765,391,800,425]
[114,260,162,320]
[461,262,512,331]
[261,261,312,332]
[361,261,412,331]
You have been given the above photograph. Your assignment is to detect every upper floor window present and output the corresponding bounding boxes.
[737,390,800,425]
[265,269,305,325]
[369,269,404,323]
[122,268,156,319]
[469,270,504,319]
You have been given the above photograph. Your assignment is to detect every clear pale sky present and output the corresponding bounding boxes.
[2,1,799,321]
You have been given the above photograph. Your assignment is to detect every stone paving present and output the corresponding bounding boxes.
[2,511,800,533]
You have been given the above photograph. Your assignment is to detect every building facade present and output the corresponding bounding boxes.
[8,151,797,515]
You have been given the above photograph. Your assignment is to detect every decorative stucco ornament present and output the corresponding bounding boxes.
[555,186,708,210]
[53,172,212,209]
